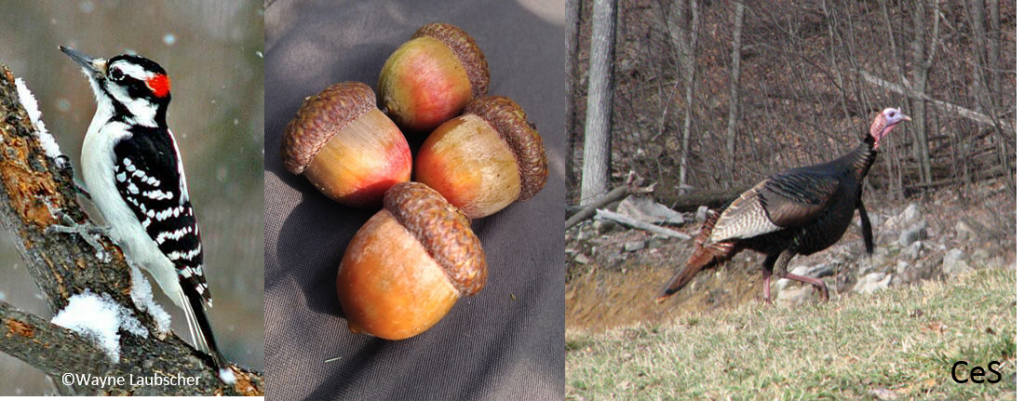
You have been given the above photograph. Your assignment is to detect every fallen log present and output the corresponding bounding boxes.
[594,209,691,240]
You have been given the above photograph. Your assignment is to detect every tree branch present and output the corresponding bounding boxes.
[565,172,653,230]
[855,68,1012,130]
[594,209,691,240]
[0,64,261,395]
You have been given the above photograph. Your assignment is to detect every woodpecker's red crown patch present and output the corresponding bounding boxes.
[147,74,171,98]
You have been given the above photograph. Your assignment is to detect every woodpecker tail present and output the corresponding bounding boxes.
[178,281,228,370]
[656,210,731,303]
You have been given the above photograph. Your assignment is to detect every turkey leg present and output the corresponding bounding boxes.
[770,249,831,303]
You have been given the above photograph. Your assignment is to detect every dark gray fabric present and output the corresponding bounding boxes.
[264,0,565,400]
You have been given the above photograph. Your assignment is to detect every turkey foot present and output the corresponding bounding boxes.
[780,272,830,302]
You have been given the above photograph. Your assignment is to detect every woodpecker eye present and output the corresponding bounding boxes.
[109,67,124,81]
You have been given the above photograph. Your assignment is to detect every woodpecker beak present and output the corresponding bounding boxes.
[60,46,107,78]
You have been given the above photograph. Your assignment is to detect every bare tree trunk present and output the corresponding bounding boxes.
[984,0,1012,189]
[909,0,939,185]
[967,0,993,112]
[725,0,745,184]
[986,0,1001,109]
[965,0,990,186]
[663,0,700,194]
[566,0,581,202]
[581,0,618,205]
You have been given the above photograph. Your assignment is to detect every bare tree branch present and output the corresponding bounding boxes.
[0,64,262,396]
[594,209,691,240]
[855,69,1012,130]
[566,172,653,230]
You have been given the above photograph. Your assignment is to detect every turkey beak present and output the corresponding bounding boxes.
[901,114,913,123]
[60,46,107,79]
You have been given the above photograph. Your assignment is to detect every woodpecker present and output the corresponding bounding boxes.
[59,46,227,370]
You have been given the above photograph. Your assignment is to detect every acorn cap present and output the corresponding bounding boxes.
[413,23,489,99]
[281,82,375,174]
[384,182,487,296]
[464,96,548,201]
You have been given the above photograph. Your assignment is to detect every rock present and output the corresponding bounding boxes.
[776,284,815,306]
[942,249,971,277]
[647,237,667,249]
[574,253,590,264]
[593,219,623,234]
[695,205,709,223]
[955,221,977,241]
[899,221,928,247]
[971,248,991,265]
[616,195,685,225]
[577,221,598,240]
[790,263,836,280]
[624,240,645,252]
[855,212,883,229]
[988,256,1007,269]
[885,203,921,229]
[896,260,910,275]
[901,241,924,261]
[853,272,891,294]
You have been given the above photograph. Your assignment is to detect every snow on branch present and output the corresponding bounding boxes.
[14,78,64,165]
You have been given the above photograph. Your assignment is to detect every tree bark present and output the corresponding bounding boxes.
[566,0,581,202]
[580,0,618,205]
[909,0,940,185]
[0,65,261,396]
[725,0,745,184]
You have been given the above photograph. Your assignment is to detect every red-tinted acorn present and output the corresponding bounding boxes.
[281,82,411,208]
[377,23,489,133]
[415,96,547,218]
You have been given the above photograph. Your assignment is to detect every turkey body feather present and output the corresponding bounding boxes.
[656,106,909,306]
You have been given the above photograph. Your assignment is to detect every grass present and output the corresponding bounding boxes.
[565,269,1017,400]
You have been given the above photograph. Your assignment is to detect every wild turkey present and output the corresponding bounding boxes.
[657,107,911,304]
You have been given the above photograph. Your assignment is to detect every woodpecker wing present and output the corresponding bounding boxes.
[113,126,210,305]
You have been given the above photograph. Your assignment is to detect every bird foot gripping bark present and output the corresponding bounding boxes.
[44,206,112,263]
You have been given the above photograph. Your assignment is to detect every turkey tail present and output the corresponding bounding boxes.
[656,211,730,303]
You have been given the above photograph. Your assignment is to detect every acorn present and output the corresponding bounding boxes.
[414,96,547,218]
[337,182,487,340]
[377,22,489,133]
[281,82,411,208]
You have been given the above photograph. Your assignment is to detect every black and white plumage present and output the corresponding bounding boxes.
[657,108,910,305]
[60,46,227,370]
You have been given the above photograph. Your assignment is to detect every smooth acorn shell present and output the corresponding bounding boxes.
[415,96,548,218]
[337,182,487,340]
[282,82,411,208]
[378,23,489,132]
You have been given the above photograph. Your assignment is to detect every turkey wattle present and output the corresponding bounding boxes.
[657,107,911,304]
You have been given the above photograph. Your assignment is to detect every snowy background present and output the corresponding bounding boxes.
[0,0,264,395]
